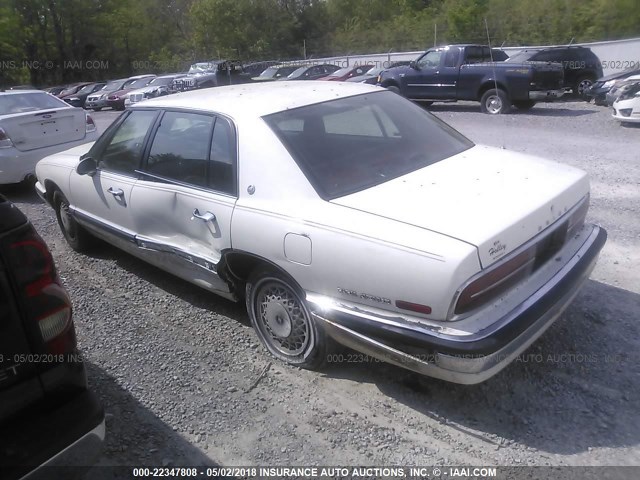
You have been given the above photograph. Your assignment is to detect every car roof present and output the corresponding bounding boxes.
[136,81,380,117]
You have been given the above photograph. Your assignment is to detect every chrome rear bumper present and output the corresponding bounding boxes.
[311,225,607,384]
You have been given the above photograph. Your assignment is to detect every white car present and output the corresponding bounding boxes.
[34,82,606,384]
[0,90,98,184]
[612,78,640,124]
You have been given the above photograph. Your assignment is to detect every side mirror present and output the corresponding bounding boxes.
[77,156,98,176]
[409,60,418,70]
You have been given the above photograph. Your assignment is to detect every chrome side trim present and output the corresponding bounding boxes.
[72,209,236,300]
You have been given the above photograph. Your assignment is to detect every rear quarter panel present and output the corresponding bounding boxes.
[230,116,480,320]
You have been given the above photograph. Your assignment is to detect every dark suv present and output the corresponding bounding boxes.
[507,46,603,97]
[0,195,104,479]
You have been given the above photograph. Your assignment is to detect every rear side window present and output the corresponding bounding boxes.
[444,49,458,67]
[147,112,214,187]
[144,111,236,195]
[532,50,561,62]
[264,91,473,199]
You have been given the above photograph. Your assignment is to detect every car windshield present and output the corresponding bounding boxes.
[0,92,68,115]
[77,84,99,95]
[147,76,176,86]
[287,66,309,78]
[189,62,218,74]
[127,77,154,89]
[257,67,279,78]
[259,66,297,78]
[365,67,383,76]
[264,91,474,199]
[329,67,352,77]
[102,80,126,91]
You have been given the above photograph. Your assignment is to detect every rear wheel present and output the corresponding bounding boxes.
[246,269,328,369]
[387,85,401,95]
[92,107,102,112]
[575,76,595,98]
[512,100,537,110]
[53,191,92,252]
[480,88,511,114]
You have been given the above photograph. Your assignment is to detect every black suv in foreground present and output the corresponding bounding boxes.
[506,46,603,97]
[0,195,104,480]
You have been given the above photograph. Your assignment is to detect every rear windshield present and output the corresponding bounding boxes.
[0,92,68,115]
[264,91,474,199]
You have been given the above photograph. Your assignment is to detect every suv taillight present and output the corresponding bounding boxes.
[5,229,76,355]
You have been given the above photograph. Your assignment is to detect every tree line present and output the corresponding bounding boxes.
[1,0,638,87]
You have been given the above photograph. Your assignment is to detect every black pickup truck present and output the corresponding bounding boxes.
[0,195,104,479]
[377,44,566,114]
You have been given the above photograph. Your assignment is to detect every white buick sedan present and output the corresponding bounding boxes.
[34,82,606,384]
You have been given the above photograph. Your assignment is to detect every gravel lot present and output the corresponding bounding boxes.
[2,99,639,476]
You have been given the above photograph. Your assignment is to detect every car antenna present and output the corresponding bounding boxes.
[485,17,507,150]
[434,23,437,48]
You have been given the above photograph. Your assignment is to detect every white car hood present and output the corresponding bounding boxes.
[331,145,589,267]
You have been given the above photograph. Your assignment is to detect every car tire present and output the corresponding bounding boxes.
[512,100,536,110]
[246,268,328,369]
[480,89,511,114]
[92,107,102,112]
[387,85,401,95]
[53,191,92,252]
[575,76,595,98]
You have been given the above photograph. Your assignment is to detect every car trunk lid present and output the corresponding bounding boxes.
[331,145,589,268]
[0,107,86,152]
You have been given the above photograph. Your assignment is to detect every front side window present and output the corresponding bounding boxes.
[99,110,158,175]
[416,50,442,69]
[264,91,473,199]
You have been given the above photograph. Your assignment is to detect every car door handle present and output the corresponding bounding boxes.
[107,187,124,198]
[191,208,216,222]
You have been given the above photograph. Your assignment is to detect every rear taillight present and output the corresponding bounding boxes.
[85,113,96,133]
[0,127,14,148]
[5,229,76,355]
[454,195,590,317]
[454,248,536,316]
